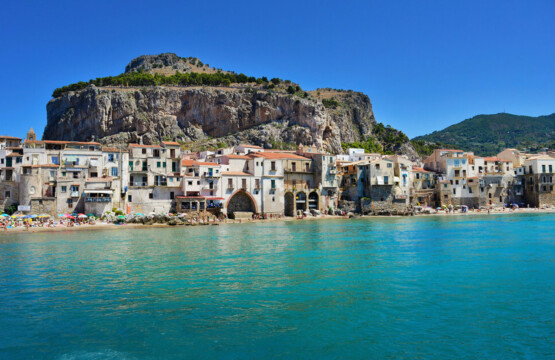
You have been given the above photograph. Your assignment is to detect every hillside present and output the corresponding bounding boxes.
[413,113,555,156]
[44,54,418,158]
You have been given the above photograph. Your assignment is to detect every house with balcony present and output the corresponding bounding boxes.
[523,155,555,207]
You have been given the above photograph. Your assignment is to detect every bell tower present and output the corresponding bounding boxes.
[27,127,36,141]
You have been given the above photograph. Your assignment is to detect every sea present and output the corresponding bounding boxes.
[0,213,553,359]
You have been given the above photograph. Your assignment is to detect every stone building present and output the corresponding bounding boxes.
[523,155,555,207]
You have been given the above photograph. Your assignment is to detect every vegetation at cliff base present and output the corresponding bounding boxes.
[342,123,410,155]
[413,113,555,156]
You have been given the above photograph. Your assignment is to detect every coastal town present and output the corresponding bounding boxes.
[0,127,554,226]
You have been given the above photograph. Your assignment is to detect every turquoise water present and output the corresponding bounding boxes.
[0,214,554,359]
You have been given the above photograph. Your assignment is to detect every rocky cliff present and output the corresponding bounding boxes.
[44,54,417,157]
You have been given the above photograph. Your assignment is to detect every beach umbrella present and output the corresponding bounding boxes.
[38,214,50,218]
[86,213,95,217]
[117,215,126,219]
[78,213,86,216]
[78,214,87,218]
[67,215,75,220]
[136,213,144,216]
[1,214,9,217]
[31,214,38,218]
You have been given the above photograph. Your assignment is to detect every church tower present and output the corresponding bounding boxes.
[27,127,36,141]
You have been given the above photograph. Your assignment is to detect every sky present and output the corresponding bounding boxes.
[1,0,553,139]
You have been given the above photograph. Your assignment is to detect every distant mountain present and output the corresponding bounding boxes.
[413,113,555,156]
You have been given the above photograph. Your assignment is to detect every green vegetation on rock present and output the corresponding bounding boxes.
[52,71,272,98]
[342,123,410,155]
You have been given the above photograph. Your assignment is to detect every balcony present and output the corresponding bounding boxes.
[85,197,111,203]
[71,191,80,198]
[203,172,220,178]
[131,181,149,187]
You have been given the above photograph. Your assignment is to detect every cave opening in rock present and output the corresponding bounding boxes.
[323,126,333,142]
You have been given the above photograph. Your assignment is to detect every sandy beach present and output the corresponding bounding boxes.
[1,207,554,235]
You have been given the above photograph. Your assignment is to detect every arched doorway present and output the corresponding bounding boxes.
[284,192,295,217]
[227,190,257,219]
[308,191,319,210]
[296,192,307,212]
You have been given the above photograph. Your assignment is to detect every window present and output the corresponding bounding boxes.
[153,150,160,157]
[163,162,166,168]
[129,161,133,171]
[128,195,132,202]
[142,148,146,154]
[70,186,79,192]
[542,165,546,173]
[61,186,67,193]
[242,179,247,189]
[157,161,161,168]
[188,181,193,186]
[305,163,310,172]
[387,163,392,168]
[142,161,147,171]
[255,179,260,189]
[375,164,380,169]
[5,191,10,198]
[52,156,59,165]
[384,176,389,184]
[73,172,79,179]
[111,167,118,177]
[108,154,114,162]
[228,179,233,188]
[62,172,66,177]
[271,179,276,189]
[550,165,553,173]
[469,187,473,193]
[170,192,174,200]
[453,189,456,195]
[149,193,153,199]
[271,161,276,171]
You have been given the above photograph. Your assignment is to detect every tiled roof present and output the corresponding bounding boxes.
[225,154,251,159]
[238,144,263,149]
[0,135,22,140]
[162,141,180,146]
[412,166,433,173]
[102,147,121,152]
[181,159,195,166]
[31,164,59,168]
[128,144,162,148]
[43,140,101,146]
[250,152,309,160]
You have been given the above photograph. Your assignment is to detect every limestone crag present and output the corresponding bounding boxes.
[44,85,376,153]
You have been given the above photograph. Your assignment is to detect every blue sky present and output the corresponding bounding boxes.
[1,0,553,139]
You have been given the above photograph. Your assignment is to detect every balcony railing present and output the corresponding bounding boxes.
[85,197,111,203]
[71,191,80,198]
[203,172,219,178]
[131,181,149,187]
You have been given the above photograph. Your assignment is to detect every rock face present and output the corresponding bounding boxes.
[44,85,377,153]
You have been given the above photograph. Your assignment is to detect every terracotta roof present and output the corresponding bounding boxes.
[102,147,120,152]
[238,144,263,149]
[205,197,225,201]
[250,152,309,160]
[484,157,505,162]
[181,159,220,167]
[24,140,44,144]
[162,141,180,146]
[0,135,22,140]
[43,140,101,146]
[222,171,252,176]
[176,195,205,199]
[225,154,251,159]
[438,149,461,152]
[412,166,433,173]
[128,144,162,149]
[86,177,113,182]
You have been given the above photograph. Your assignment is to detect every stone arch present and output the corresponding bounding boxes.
[226,190,258,218]
[284,192,295,217]
[296,191,307,212]
[308,191,319,210]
